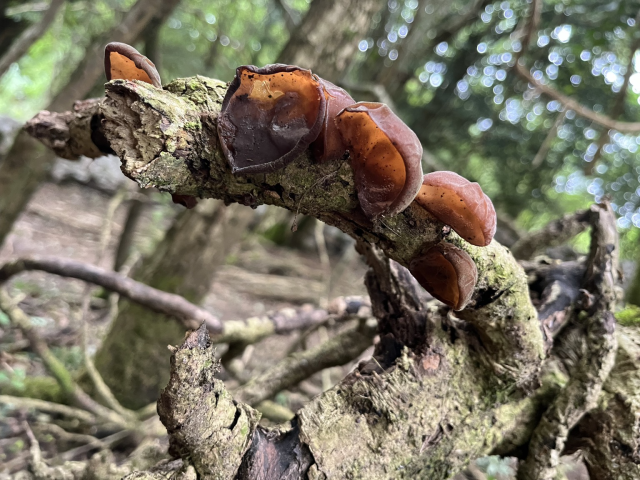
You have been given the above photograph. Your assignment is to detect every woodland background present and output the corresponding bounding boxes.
[0,0,640,478]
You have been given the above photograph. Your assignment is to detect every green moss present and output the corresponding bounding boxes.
[616,305,640,327]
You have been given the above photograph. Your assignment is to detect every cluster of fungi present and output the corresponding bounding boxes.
[104,42,497,311]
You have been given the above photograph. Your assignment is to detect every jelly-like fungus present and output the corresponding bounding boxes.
[335,102,423,219]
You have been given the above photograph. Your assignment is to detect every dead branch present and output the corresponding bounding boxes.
[511,209,591,260]
[0,0,65,78]
[0,255,223,332]
[585,16,640,174]
[517,203,618,479]
[531,111,565,169]
[0,289,132,428]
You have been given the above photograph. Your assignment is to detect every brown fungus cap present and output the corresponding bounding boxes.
[335,102,423,219]
[217,64,326,174]
[311,78,354,163]
[409,243,477,311]
[414,171,496,247]
[104,42,162,88]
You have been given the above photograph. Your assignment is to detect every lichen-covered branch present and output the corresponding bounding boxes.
[27,76,545,386]
[517,203,619,480]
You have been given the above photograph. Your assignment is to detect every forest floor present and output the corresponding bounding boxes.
[0,155,369,470]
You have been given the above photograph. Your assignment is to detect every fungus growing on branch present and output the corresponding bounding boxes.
[409,243,477,311]
[414,171,496,247]
[311,79,355,162]
[104,42,162,88]
[335,102,423,219]
[217,64,327,174]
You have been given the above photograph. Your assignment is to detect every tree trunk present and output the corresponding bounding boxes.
[0,0,179,249]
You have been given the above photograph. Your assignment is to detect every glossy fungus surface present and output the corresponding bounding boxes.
[414,171,496,246]
[104,42,162,88]
[336,102,423,219]
[217,64,326,174]
[311,78,354,163]
[409,243,477,311]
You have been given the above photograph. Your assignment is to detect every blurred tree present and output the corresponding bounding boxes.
[0,0,180,249]
[0,0,66,79]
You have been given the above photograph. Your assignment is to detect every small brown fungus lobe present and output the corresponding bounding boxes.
[335,102,423,219]
[409,243,477,311]
[217,64,326,174]
[104,42,162,88]
[171,194,198,209]
[414,171,496,247]
[311,78,355,163]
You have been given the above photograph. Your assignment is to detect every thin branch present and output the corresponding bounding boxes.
[234,318,377,406]
[515,63,640,133]
[78,187,136,421]
[510,209,591,260]
[0,256,223,332]
[0,0,65,78]
[532,111,566,168]
[0,289,131,428]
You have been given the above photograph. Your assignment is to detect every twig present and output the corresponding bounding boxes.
[0,256,223,332]
[517,203,618,480]
[55,429,132,463]
[0,289,131,428]
[585,16,640,174]
[32,422,102,449]
[234,317,377,406]
[510,209,591,260]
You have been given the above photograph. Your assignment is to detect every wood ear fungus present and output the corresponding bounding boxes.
[335,102,423,219]
[104,42,162,88]
[171,194,198,209]
[414,171,496,247]
[217,64,327,174]
[409,243,477,311]
[311,79,354,162]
